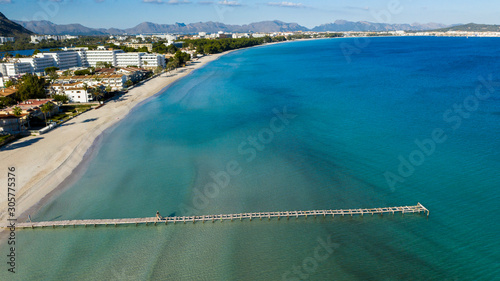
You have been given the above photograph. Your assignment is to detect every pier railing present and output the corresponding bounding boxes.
[5,203,429,229]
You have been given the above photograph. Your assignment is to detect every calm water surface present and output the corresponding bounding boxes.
[2,37,499,280]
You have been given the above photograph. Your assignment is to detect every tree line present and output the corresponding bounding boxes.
[0,74,47,108]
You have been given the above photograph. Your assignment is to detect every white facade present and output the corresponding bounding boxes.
[140,54,166,68]
[18,55,55,74]
[153,34,178,41]
[0,61,33,76]
[30,35,78,44]
[85,49,123,67]
[45,51,80,70]
[116,52,142,67]
[64,88,92,103]
[0,37,15,43]
[0,49,165,76]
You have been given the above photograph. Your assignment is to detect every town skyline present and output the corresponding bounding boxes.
[1,0,500,30]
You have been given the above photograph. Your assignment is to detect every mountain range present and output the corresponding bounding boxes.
[432,23,500,32]
[312,20,448,32]
[0,12,34,38]
[13,19,450,36]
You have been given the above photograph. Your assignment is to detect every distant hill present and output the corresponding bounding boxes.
[0,12,34,38]
[312,20,449,32]
[14,18,450,36]
[15,20,308,35]
[14,20,111,36]
[432,23,500,32]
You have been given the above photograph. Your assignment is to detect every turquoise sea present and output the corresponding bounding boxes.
[2,37,500,280]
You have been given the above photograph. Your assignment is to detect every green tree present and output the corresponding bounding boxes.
[40,102,54,127]
[12,106,23,131]
[33,49,41,55]
[4,80,15,88]
[105,85,112,93]
[45,66,59,74]
[45,67,59,82]
[53,94,69,103]
[74,69,91,76]
[95,61,112,69]
[91,87,104,101]
[16,74,47,101]
[125,80,133,87]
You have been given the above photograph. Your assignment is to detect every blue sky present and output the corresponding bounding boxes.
[1,0,499,29]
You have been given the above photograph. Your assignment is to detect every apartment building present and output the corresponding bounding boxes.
[0,49,166,76]
[0,37,15,43]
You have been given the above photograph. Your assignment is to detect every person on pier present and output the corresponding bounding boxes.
[156,211,164,220]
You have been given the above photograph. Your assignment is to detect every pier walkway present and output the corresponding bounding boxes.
[7,203,429,229]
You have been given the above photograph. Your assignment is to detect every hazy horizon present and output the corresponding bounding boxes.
[0,0,498,29]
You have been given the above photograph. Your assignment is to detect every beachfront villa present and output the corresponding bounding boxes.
[53,73,127,91]
[0,99,59,133]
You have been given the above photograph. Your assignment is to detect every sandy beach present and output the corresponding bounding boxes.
[0,51,229,226]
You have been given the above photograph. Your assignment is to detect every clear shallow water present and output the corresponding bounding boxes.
[2,37,500,280]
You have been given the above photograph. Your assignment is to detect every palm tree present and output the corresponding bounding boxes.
[40,102,54,127]
[12,106,22,131]
[91,87,104,101]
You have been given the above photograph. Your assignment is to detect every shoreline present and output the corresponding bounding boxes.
[0,38,317,234]
[0,50,234,229]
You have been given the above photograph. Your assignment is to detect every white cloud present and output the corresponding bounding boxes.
[143,0,163,3]
[267,2,304,8]
[0,0,12,3]
[218,0,241,6]
[168,0,191,4]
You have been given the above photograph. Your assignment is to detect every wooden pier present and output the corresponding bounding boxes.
[6,203,428,230]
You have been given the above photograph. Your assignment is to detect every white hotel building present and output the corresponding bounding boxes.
[0,48,166,76]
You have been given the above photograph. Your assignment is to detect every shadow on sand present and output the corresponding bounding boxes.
[1,137,44,151]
